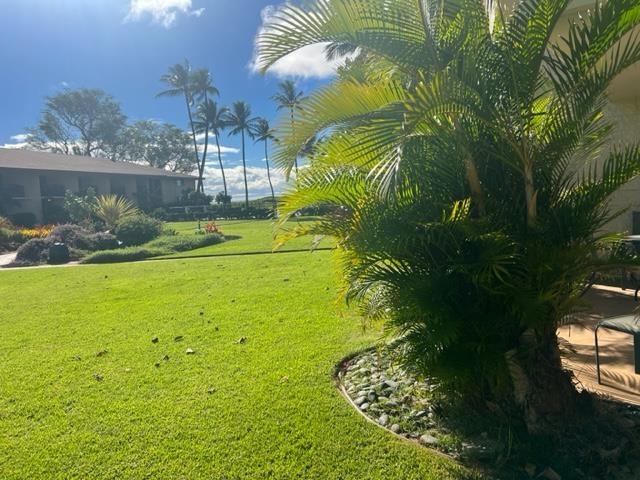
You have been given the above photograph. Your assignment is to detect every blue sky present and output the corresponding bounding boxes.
[0,0,343,199]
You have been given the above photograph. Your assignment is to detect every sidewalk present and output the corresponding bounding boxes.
[0,252,16,266]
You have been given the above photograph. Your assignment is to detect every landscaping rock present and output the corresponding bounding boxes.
[390,424,401,434]
[185,348,196,355]
[419,434,440,446]
[354,396,367,406]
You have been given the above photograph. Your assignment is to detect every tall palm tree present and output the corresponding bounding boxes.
[194,100,229,199]
[256,0,640,436]
[272,80,306,177]
[157,61,203,191]
[190,68,219,192]
[224,101,258,209]
[252,118,277,211]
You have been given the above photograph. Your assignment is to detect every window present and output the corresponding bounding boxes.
[6,184,25,198]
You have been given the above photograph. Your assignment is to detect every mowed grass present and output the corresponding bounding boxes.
[164,219,334,256]
[0,233,477,479]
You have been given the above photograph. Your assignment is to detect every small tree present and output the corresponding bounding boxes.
[257,0,640,437]
[63,187,97,225]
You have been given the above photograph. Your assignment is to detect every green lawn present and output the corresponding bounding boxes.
[164,219,333,256]
[0,226,478,479]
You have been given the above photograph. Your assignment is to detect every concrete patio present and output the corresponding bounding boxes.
[560,285,640,406]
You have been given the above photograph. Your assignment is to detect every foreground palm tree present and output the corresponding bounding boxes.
[252,118,277,211]
[257,0,640,436]
[272,80,306,177]
[194,100,229,199]
[224,101,258,209]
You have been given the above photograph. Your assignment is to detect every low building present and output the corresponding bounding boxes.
[0,148,196,224]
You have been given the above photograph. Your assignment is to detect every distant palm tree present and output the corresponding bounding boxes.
[190,68,219,191]
[272,80,306,177]
[157,61,203,192]
[252,118,276,210]
[224,101,258,209]
[194,100,229,199]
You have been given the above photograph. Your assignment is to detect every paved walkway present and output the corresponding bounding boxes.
[0,252,16,266]
[559,285,640,405]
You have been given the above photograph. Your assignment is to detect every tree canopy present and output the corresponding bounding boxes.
[27,88,126,156]
[110,120,194,173]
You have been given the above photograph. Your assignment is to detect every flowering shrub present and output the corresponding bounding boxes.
[204,221,221,234]
[17,225,54,240]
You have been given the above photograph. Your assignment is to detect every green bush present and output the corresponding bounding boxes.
[0,217,13,229]
[115,215,163,246]
[81,247,162,264]
[82,232,225,264]
[0,228,21,252]
[64,187,97,224]
[48,224,119,252]
[146,233,224,252]
[15,238,53,264]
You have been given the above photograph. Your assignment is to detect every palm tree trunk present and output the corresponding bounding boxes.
[524,162,537,229]
[290,108,299,177]
[507,325,584,435]
[199,93,211,195]
[184,92,203,193]
[215,135,228,197]
[241,129,249,209]
[452,116,485,217]
[264,139,276,212]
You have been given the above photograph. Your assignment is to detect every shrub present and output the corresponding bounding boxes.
[94,195,139,229]
[17,225,55,240]
[64,188,97,224]
[0,228,21,252]
[115,215,163,246]
[0,216,13,229]
[151,207,167,220]
[48,224,119,252]
[48,224,91,246]
[146,233,224,252]
[77,232,119,251]
[15,238,52,264]
[82,232,225,264]
[82,247,162,264]
[204,221,221,234]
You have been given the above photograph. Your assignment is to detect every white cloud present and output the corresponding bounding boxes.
[250,5,352,79]
[1,142,28,149]
[10,133,29,142]
[2,133,31,149]
[196,142,240,155]
[203,164,293,200]
[125,0,205,28]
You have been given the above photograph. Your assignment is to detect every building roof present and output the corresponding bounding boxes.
[0,148,195,179]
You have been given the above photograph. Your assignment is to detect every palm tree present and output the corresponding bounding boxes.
[157,60,204,193]
[272,80,306,177]
[256,0,640,436]
[224,101,258,209]
[252,118,277,211]
[190,68,219,192]
[193,100,229,199]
